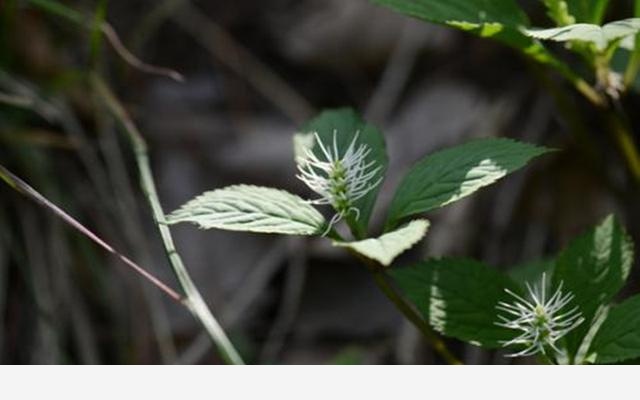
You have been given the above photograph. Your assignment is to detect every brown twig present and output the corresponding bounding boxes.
[0,164,184,303]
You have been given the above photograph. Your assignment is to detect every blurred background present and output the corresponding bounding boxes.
[1,0,639,364]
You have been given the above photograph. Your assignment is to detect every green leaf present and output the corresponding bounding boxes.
[167,185,326,236]
[295,108,388,238]
[590,295,640,364]
[334,219,429,267]
[385,138,549,229]
[552,215,634,358]
[370,0,570,73]
[523,18,640,50]
[372,0,528,28]
[391,258,520,348]
[508,259,554,286]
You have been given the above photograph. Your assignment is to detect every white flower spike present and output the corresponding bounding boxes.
[496,273,584,359]
[296,130,382,234]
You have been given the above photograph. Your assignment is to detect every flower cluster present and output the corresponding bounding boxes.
[496,273,584,358]
[296,130,381,234]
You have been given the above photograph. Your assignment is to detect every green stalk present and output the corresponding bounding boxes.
[371,270,462,365]
[624,0,640,90]
[349,247,461,364]
[92,75,244,365]
[624,34,640,89]
[607,103,640,184]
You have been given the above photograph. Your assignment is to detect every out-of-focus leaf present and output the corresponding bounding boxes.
[524,18,640,50]
[370,0,571,73]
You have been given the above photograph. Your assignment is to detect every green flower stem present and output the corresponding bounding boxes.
[92,75,244,365]
[551,59,600,105]
[607,105,640,184]
[551,52,640,185]
[370,269,463,365]
[627,4,640,88]
[348,245,462,364]
[624,34,640,89]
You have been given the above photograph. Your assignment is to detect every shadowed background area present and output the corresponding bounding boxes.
[1,0,639,364]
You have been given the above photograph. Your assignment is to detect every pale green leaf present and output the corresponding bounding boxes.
[334,219,429,267]
[552,215,634,358]
[295,108,388,238]
[391,258,520,348]
[590,295,640,364]
[602,19,640,41]
[385,138,549,229]
[524,23,605,47]
[167,185,326,235]
[620,34,637,51]
[523,18,640,50]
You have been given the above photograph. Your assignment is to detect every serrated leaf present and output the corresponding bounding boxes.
[334,219,429,267]
[167,185,326,235]
[370,0,572,75]
[523,18,640,50]
[590,295,640,364]
[552,215,634,359]
[385,138,549,229]
[391,258,520,348]
[295,108,388,238]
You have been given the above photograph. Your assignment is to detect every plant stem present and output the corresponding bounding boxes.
[0,163,184,303]
[624,34,640,90]
[370,269,462,365]
[608,100,640,184]
[92,75,244,365]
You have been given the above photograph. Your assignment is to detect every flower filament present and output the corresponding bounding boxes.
[296,130,381,234]
[496,273,584,359]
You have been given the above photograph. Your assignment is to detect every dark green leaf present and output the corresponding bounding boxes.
[508,259,555,286]
[590,295,640,364]
[553,215,634,358]
[370,0,570,72]
[391,258,520,348]
[385,138,549,229]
